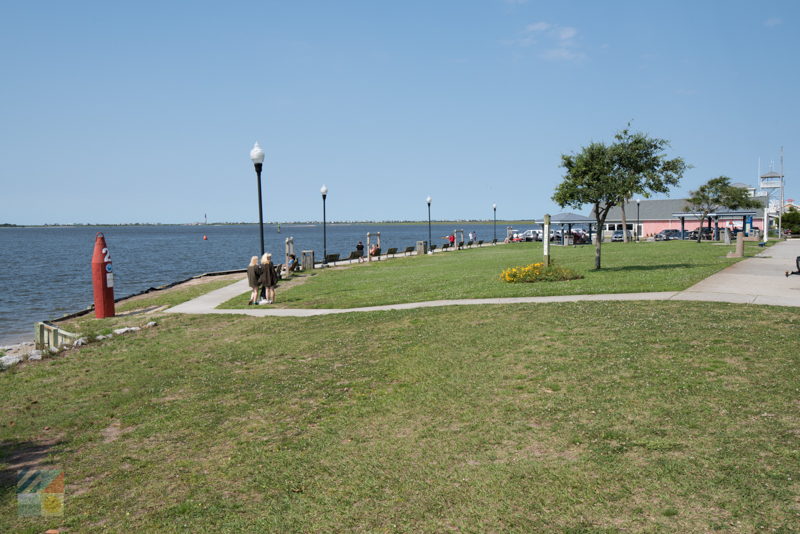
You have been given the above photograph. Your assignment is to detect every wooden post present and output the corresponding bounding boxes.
[543,214,551,267]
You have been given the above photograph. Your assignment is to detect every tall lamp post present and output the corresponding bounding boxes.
[426,196,432,252]
[321,185,328,265]
[492,203,497,242]
[250,142,266,257]
[636,198,641,242]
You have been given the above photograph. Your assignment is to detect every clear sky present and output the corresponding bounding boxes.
[1,0,797,224]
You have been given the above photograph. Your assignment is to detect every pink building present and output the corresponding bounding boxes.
[598,197,767,238]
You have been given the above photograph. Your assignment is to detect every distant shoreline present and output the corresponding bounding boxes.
[0,220,537,228]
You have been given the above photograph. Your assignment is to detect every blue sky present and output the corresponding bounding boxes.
[1,0,797,224]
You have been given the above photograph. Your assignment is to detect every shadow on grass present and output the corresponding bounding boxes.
[597,263,697,272]
[0,438,67,503]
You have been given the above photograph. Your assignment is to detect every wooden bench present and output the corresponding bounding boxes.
[386,247,398,257]
[477,240,483,246]
[346,250,362,261]
[466,240,474,248]
[430,244,437,252]
[404,246,415,256]
[325,253,340,263]
[441,243,450,251]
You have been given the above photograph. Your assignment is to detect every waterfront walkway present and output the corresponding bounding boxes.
[166,239,800,317]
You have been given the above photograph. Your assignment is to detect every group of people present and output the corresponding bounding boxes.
[441,231,478,249]
[355,241,380,262]
[246,253,299,305]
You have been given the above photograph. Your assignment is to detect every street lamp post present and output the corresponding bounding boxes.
[426,196,432,253]
[250,142,266,257]
[636,198,641,242]
[492,203,497,242]
[321,185,328,265]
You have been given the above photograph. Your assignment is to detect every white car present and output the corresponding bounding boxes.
[518,229,542,241]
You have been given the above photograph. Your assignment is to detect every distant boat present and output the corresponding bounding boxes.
[277,224,281,233]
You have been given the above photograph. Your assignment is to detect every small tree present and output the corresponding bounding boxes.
[780,206,800,234]
[554,130,687,270]
[685,177,762,243]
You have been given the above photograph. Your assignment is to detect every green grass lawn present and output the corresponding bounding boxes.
[220,240,770,309]
[1,301,798,532]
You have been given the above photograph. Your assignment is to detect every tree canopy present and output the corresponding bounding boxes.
[553,128,687,269]
[684,176,763,242]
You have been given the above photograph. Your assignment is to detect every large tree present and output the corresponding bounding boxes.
[553,130,687,269]
[611,127,687,243]
[684,177,762,243]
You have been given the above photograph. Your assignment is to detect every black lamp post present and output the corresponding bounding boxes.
[250,142,266,257]
[426,196,432,252]
[321,185,328,265]
[636,198,641,242]
[492,203,497,242]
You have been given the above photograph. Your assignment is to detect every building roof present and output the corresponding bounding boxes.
[599,198,689,221]
[594,197,768,222]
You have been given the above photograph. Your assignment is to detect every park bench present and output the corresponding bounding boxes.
[441,243,450,251]
[430,244,437,252]
[386,247,398,257]
[325,253,340,263]
[466,240,474,248]
[404,246,415,255]
[346,250,363,261]
[477,240,483,246]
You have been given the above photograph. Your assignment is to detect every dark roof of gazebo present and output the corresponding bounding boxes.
[533,212,592,225]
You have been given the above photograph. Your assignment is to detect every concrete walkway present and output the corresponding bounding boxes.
[166,239,800,317]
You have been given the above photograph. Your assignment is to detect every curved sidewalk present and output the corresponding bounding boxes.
[166,239,800,317]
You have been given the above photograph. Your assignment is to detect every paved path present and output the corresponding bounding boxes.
[166,239,800,317]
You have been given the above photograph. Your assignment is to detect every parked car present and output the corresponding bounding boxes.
[611,230,633,242]
[655,229,683,241]
[518,229,542,242]
[688,227,714,240]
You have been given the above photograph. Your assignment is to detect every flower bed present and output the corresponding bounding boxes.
[500,262,583,283]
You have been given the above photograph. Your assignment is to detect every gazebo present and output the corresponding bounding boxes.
[533,213,594,244]
[671,207,765,240]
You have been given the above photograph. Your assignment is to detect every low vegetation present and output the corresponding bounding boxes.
[1,301,798,532]
[500,261,583,283]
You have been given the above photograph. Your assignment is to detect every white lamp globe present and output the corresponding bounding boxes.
[250,142,265,164]
[426,196,432,204]
[321,185,328,196]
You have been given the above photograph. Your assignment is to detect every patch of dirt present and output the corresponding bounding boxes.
[100,421,135,443]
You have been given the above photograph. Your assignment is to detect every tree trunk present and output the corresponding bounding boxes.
[696,214,705,243]
[621,198,629,243]
[594,206,606,269]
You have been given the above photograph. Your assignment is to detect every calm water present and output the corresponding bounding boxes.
[0,223,503,345]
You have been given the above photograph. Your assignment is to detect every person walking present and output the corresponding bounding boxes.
[246,256,261,305]
[356,240,365,262]
[259,253,279,304]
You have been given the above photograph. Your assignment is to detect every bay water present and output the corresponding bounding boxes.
[0,222,505,345]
